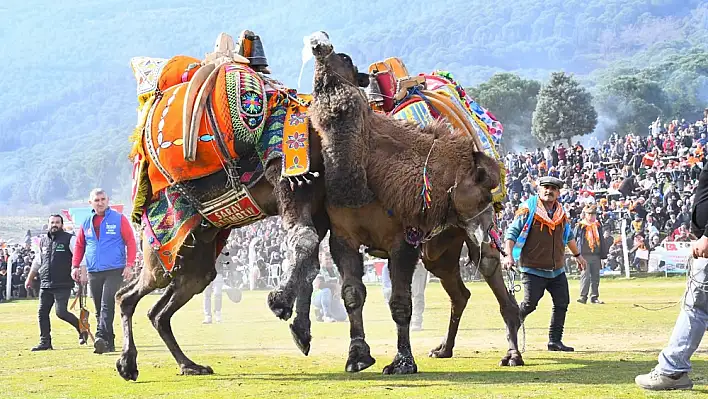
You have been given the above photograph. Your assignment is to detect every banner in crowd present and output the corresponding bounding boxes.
[648,241,692,274]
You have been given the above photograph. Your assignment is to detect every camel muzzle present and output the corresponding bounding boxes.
[462,204,494,247]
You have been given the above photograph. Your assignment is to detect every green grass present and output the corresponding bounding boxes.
[0,278,706,398]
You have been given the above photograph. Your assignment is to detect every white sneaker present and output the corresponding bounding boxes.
[323,316,336,323]
[215,311,222,323]
[202,315,212,324]
[635,369,693,390]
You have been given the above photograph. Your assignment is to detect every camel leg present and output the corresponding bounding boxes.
[148,269,216,375]
[289,210,330,356]
[474,241,524,367]
[267,174,320,322]
[383,238,420,375]
[116,240,170,381]
[329,233,376,372]
[145,236,218,375]
[426,241,471,359]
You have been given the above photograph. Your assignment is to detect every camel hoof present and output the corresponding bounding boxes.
[289,323,311,356]
[382,353,418,375]
[267,290,293,321]
[508,354,525,367]
[429,344,453,358]
[345,338,375,372]
[500,351,524,367]
[116,354,139,381]
[180,364,214,375]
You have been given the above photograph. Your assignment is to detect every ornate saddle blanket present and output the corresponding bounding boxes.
[367,63,507,207]
[142,63,267,194]
[142,186,234,273]
[129,56,314,220]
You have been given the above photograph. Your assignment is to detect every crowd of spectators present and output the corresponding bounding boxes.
[500,115,708,272]
[0,242,39,301]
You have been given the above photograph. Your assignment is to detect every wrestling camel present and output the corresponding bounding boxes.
[269,32,521,374]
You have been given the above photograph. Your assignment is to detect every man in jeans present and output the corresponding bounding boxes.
[635,160,708,391]
[25,214,87,350]
[72,188,136,354]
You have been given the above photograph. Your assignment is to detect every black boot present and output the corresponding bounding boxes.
[94,337,108,354]
[548,306,574,352]
[31,341,53,351]
[79,331,88,345]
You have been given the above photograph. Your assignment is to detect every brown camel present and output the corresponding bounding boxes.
[271,32,520,374]
[114,68,336,380]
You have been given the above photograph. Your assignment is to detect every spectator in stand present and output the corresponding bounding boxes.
[71,188,136,354]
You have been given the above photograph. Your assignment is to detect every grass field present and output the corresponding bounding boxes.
[0,277,706,398]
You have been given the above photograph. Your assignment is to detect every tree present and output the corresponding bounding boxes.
[532,72,598,145]
[594,75,670,135]
[466,73,541,150]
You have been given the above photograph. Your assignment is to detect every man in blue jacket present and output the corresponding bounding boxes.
[71,189,137,354]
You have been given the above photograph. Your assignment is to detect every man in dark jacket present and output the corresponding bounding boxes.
[25,215,87,351]
[503,176,587,352]
[575,205,609,304]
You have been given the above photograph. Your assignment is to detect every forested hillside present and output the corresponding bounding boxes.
[1,0,707,207]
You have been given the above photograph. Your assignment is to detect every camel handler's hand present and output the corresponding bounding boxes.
[575,255,588,272]
[502,255,515,271]
[25,278,32,291]
[122,265,134,281]
[691,236,708,259]
[71,266,88,284]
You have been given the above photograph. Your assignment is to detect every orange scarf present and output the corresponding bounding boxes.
[533,202,566,234]
[579,220,600,252]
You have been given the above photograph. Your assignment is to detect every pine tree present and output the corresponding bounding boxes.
[532,72,598,146]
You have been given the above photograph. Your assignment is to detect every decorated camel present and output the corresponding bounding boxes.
[115,31,336,380]
[267,32,521,374]
[117,30,519,381]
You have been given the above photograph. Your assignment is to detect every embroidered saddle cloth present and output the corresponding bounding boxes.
[143,63,267,195]
[385,70,507,207]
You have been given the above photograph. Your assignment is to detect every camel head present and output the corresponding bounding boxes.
[449,152,501,247]
[309,31,369,88]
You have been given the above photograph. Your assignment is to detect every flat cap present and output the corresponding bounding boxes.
[538,176,564,189]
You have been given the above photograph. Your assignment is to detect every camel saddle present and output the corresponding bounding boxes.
[365,59,508,206]
[142,61,267,194]
[183,32,251,162]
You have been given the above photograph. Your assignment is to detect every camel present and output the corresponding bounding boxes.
[116,32,520,381]
[267,32,521,374]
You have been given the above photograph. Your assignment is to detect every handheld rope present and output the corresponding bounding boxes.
[504,269,525,353]
[633,257,708,311]
[71,283,95,344]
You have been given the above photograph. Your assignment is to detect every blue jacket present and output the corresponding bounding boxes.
[82,208,126,273]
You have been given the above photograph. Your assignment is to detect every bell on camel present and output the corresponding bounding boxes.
[365,74,384,104]
[239,30,271,74]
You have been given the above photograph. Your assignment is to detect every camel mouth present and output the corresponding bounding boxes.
[309,31,333,57]
[462,204,494,246]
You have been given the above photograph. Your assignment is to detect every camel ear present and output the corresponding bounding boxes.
[356,72,370,88]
